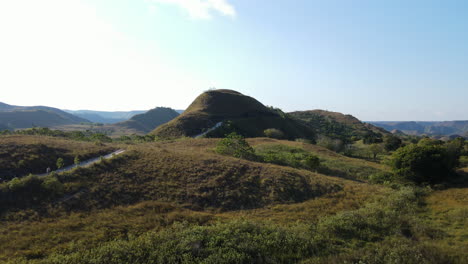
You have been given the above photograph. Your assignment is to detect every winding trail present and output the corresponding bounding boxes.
[194,122,223,138]
[37,149,126,177]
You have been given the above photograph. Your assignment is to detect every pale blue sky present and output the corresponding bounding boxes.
[1,0,467,121]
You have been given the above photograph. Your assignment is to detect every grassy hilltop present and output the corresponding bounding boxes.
[152,89,316,140]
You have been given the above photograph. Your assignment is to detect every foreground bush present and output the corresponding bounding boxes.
[390,143,459,184]
[15,187,456,264]
[35,221,316,264]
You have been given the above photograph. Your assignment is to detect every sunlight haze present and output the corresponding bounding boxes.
[1,0,467,121]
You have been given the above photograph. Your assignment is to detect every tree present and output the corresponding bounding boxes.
[363,131,383,144]
[389,144,459,184]
[215,132,257,160]
[264,128,285,139]
[383,135,402,151]
[56,158,65,169]
[369,143,384,160]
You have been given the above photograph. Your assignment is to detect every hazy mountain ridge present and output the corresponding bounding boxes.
[0,102,89,129]
[114,107,180,133]
[65,110,147,124]
[369,120,468,137]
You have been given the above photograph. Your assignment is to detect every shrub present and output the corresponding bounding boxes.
[215,133,257,160]
[255,144,320,171]
[74,156,80,165]
[304,154,320,170]
[384,135,402,151]
[368,172,394,184]
[389,144,459,184]
[316,135,345,153]
[263,128,284,139]
[56,158,65,169]
[39,221,317,264]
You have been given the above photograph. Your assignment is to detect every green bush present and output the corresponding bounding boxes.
[56,158,65,169]
[263,128,284,139]
[39,221,317,264]
[255,144,320,171]
[215,132,257,161]
[368,172,394,184]
[384,135,403,151]
[390,143,459,184]
[460,156,468,167]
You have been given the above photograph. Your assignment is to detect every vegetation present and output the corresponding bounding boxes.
[383,134,403,151]
[289,110,387,144]
[390,143,460,184]
[56,158,64,169]
[255,144,320,171]
[215,132,257,160]
[263,128,284,139]
[0,127,113,142]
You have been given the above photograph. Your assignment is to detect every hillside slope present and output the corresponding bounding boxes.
[114,107,179,134]
[152,89,315,139]
[290,110,388,142]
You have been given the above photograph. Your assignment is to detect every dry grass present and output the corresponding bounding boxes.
[4,136,463,262]
[218,183,389,224]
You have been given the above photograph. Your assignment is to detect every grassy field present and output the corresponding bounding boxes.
[0,135,466,263]
[423,187,468,262]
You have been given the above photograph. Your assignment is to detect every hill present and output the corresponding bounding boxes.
[370,120,468,138]
[114,107,180,134]
[0,135,114,180]
[0,102,89,130]
[0,135,465,262]
[152,89,316,139]
[289,110,388,142]
[65,110,147,124]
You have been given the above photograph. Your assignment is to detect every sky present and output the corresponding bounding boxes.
[0,0,467,121]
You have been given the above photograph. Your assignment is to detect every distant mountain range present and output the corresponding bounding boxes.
[369,121,468,138]
[0,102,89,129]
[2,100,466,139]
[64,110,147,124]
